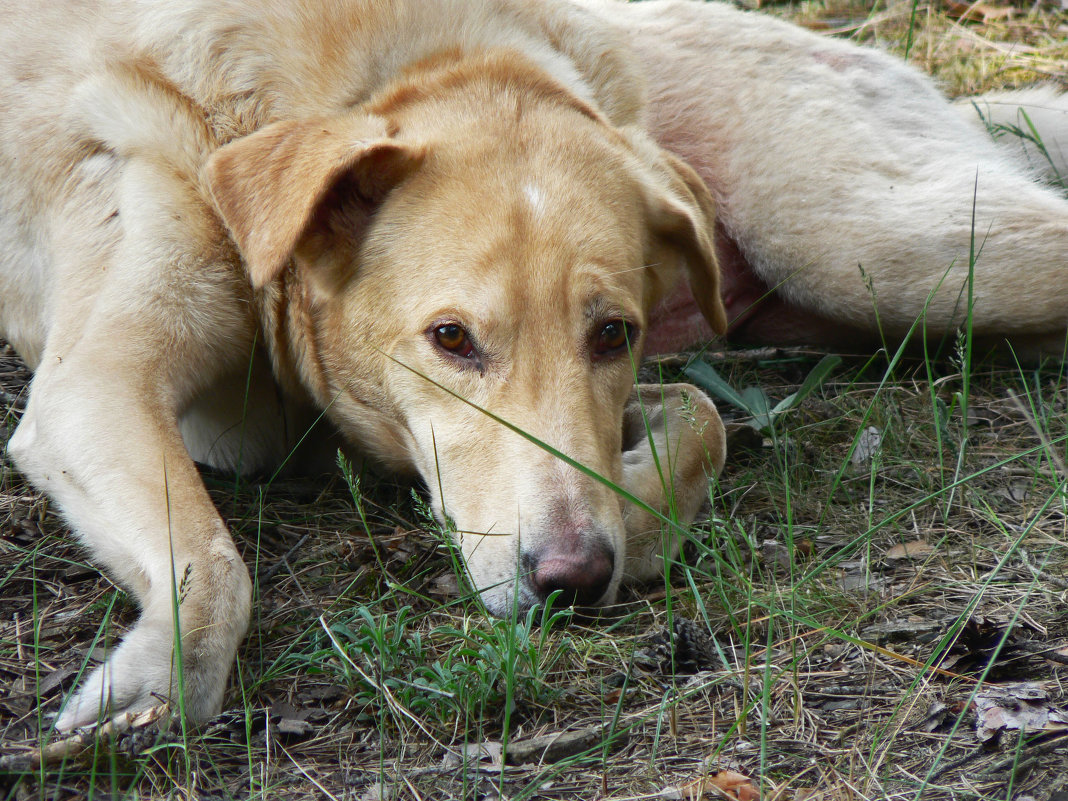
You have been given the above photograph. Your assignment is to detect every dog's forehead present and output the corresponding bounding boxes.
[384,175,648,305]
[390,146,649,270]
[358,110,658,325]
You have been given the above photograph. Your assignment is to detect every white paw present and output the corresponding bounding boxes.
[56,617,230,731]
[621,384,725,582]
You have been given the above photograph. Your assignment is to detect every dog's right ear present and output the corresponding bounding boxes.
[205,113,424,288]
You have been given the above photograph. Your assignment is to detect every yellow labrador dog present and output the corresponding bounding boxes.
[1,0,727,730]
[1,0,1065,731]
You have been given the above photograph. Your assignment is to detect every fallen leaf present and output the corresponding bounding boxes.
[975,682,1068,741]
[276,718,313,738]
[440,740,503,772]
[852,425,882,466]
[358,782,391,801]
[38,665,76,696]
[429,572,460,598]
[673,770,759,801]
[885,540,935,560]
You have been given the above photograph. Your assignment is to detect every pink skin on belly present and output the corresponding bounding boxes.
[644,221,870,355]
[639,75,876,354]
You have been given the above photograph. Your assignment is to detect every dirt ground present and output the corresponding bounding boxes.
[4,336,1068,800]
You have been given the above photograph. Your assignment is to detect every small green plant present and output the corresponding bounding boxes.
[684,354,841,437]
[974,103,1066,191]
[310,601,567,733]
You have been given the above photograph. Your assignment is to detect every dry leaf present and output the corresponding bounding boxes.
[852,425,882,466]
[885,539,935,560]
[975,682,1068,741]
[945,1,1015,22]
[276,717,313,737]
[673,770,759,801]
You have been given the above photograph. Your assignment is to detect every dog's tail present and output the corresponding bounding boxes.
[956,86,1068,186]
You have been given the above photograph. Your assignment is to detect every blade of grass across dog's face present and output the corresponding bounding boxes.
[383,352,690,536]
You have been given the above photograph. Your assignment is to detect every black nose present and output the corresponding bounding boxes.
[524,544,615,608]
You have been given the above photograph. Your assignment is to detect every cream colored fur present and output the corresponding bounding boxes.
[2,0,1066,732]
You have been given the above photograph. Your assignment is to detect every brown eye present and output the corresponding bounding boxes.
[435,324,467,351]
[594,319,633,359]
[432,323,478,362]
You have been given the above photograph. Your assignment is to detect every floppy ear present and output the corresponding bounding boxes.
[644,150,728,337]
[205,112,423,288]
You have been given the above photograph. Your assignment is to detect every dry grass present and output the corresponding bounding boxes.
[770,0,1068,94]
[3,2,1068,799]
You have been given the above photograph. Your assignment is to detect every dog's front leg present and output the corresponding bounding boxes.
[10,327,253,731]
[620,383,726,583]
[6,141,258,729]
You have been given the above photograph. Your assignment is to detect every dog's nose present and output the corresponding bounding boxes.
[525,543,615,608]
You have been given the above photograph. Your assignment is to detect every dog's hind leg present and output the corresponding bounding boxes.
[609,0,1068,350]
[619,383,725,583]
[7,145,255,730]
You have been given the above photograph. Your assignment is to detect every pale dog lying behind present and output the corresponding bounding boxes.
[0,0,728,730]
[580,0,1068,355]
[1,0,1066,734]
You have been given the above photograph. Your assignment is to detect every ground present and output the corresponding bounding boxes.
[2,1,1068,799]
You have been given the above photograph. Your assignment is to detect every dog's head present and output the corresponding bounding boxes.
[206,55,726,615]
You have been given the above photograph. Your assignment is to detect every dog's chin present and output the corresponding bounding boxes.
[475,581,618,619]
[474,581,538,618]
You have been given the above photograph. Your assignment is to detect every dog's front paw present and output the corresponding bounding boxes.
[56,615,233,732]
[621,383,725,583]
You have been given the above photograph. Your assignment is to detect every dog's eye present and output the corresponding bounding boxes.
[433,323,477,360]
[593,319,634,359]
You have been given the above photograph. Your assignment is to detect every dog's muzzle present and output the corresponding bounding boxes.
[521,540,615,608]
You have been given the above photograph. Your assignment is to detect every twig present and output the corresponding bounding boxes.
[981,733,1068,776]
[0,705,170,771]
[259,533,310,584]
[929,745,990,780]
[1018,549,1068,591]
[646,346,833,368]
[1014,640,1068,666]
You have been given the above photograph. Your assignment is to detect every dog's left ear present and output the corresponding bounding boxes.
[205,112,423,288]
[643,148,728,337]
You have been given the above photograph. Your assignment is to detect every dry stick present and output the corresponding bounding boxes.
[646,346,829,368]
[1019,548,1068,591]
[928,744,990,781]
[0,704,171,771]
[981,732,1068,777]
[748,625,980,684]
[1014,640,1068,666]
[259,533,310,584]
